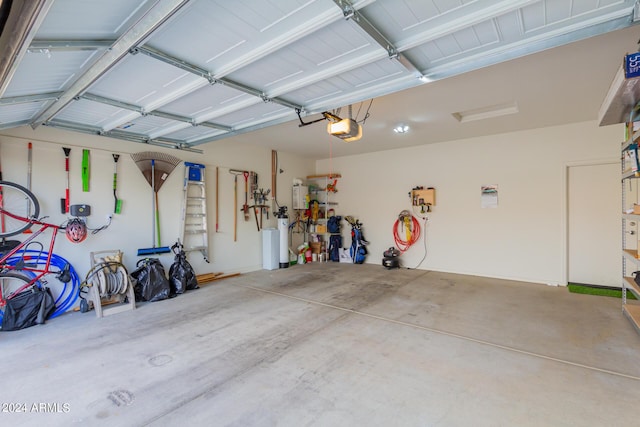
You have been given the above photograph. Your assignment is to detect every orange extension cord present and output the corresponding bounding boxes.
[393,212,421,253]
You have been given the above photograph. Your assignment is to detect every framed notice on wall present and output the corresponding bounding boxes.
[481,185,498,208]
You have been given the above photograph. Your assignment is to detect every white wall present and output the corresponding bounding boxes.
[567,162,621,287]
[317,120,623,285]
[0,119,624,290]
[0,126,315,281]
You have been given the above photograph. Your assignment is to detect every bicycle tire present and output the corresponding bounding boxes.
[0,271,39,321]
[0,181,40,237]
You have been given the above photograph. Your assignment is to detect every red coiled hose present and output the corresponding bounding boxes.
[393,213,421,253]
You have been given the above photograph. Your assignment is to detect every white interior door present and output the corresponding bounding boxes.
[568,162,621,287]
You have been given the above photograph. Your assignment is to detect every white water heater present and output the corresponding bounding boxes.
[292,185,308,209]
[276,207,289,268]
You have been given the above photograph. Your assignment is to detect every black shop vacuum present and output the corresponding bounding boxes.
[382,247,401,269]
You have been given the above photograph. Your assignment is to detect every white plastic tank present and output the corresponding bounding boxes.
[261,228,279,270]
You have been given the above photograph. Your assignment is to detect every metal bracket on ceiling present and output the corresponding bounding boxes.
[340,4,355,20]
[0,92,62,106]
[30,39,114,52]
[323,111,342,122]
[296,109,344,127]
[334,0,353,17]
[81,93,144,114]
[133,45,211,80]
[332,0,424,78]
[297,109,325,127]
[80,92,231,132]
[134,45,303,111]
[43,118,203,153]
[199,121,231,131]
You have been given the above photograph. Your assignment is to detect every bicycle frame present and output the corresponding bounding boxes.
[0,208,61,305]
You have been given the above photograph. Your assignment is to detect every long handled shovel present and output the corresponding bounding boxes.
[243,171,249,221]
[215,166,219,233]
[229,169,243,241]
[61,147,71,213]
[229,169,248,241]
[234,173,238,241]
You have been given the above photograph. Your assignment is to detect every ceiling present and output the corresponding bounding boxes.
[0,0,639,160]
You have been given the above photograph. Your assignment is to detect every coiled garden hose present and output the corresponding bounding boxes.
[1,250,80,320]
[393,211,421,253]
[81,261,130,298]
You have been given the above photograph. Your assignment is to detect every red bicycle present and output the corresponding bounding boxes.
[0,181,73,314]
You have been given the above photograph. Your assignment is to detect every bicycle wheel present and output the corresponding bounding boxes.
[0,181,40,237]
[0,271,38,322]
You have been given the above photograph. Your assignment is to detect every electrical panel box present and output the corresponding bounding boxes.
[292,185,309,210]
[411,188,436,207]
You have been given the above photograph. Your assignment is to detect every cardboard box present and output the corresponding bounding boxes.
[316,224,327,233]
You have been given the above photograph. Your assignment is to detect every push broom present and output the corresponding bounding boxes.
[131,151,181,256]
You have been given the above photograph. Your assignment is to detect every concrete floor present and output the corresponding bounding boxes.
[2,263,640,426]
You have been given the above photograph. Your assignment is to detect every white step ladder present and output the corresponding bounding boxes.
[180,162,210,262]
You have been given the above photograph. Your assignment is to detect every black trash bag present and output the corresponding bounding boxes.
[169,242,198,295]
[131,258,170,302]
[1,286,55,331]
